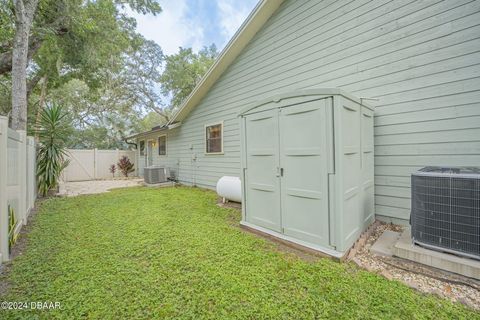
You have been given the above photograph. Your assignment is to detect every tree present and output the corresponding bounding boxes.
[11,0,39,130]
[1,0,220,148]
[45,78,142,149]
[120,39,168,121]
[2,0,162,130]
[160,45,218,110]
[41,37,165,148]
[136,111,167,132]
[0,0,162,76]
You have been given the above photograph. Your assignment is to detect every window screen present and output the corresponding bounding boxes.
[158,135,166,156]
[206,123,222,154]
[139,140,145,156]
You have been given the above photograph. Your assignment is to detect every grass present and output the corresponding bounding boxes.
[0,186,478,319]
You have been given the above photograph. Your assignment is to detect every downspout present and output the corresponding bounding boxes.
[123,137,137,149]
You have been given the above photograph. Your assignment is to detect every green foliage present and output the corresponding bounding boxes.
[1,0,213,143]
[35,104,71,196]
[160,45,218,109]
[135,111,167,132]
[109,164,116,177]
[0,187,476,319]
[0,75,11,115]
[115,0,161,15]
[43,38,163,148]
[0,0,164,145]
[27,0,160,93]
[0,1,14,45]
[117,155,134,177]
[8,205,18,255]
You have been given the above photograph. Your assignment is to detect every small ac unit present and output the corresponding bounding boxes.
[144,166,170,184]
[411,167,480,259]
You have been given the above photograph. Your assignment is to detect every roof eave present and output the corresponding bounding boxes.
[126,126,169,140]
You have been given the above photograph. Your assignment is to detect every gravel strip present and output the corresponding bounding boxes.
[351,222,480,311]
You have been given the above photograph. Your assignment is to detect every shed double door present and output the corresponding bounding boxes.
[244,98,330,247]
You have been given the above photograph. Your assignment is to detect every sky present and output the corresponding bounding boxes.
[130,0,259,55]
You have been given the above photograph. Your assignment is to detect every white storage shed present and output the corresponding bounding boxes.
[239,89,374,257]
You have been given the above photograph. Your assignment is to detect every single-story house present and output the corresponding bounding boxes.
[130,0,480,229]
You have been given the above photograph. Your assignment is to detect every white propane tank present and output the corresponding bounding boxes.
[216,176,242,203]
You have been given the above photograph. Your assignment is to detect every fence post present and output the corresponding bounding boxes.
[116,149,120,178]
[0,116,9,261]
[26,137,35,214]
[17,130,27,226]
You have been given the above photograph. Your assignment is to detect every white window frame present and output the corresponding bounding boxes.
[158,134,167,156]
[205,121,224,155]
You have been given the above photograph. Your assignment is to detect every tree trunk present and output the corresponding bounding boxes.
[11,0,39,130]
[11,11,29,130]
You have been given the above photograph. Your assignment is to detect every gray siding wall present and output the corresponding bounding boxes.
[137,0,480,223]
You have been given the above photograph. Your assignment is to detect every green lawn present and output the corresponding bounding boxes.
[0,187,477,319]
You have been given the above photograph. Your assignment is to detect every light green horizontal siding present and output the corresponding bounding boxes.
[138,0,480,222]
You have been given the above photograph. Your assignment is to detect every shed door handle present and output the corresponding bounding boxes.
[276,167,284,177]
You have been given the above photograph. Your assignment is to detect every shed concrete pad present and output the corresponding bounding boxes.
[393,228,480,280]
[370,230,401,257]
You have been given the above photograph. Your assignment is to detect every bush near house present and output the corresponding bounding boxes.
[116,156,134,177]
[109,164,116,178]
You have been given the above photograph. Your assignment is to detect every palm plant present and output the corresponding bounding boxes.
[35,105,71,196]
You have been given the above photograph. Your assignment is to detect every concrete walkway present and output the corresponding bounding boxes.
[58,179,144,197]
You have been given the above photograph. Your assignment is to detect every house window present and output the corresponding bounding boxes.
[139,140,145,156]
[158,135,167,156]
[205,122,223,154]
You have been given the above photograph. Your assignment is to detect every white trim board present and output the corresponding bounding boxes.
[204,121,224,155]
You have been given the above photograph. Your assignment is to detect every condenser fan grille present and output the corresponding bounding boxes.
[411,167,480,259]
[144,166,169,184]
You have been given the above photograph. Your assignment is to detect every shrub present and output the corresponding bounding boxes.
[117,156,134,177]
[35,105,71,196]
[8,205,18,254]
[109,164,117,178]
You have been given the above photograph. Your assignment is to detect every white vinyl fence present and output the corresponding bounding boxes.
[0,116,36,263]
[63,149,136,182]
